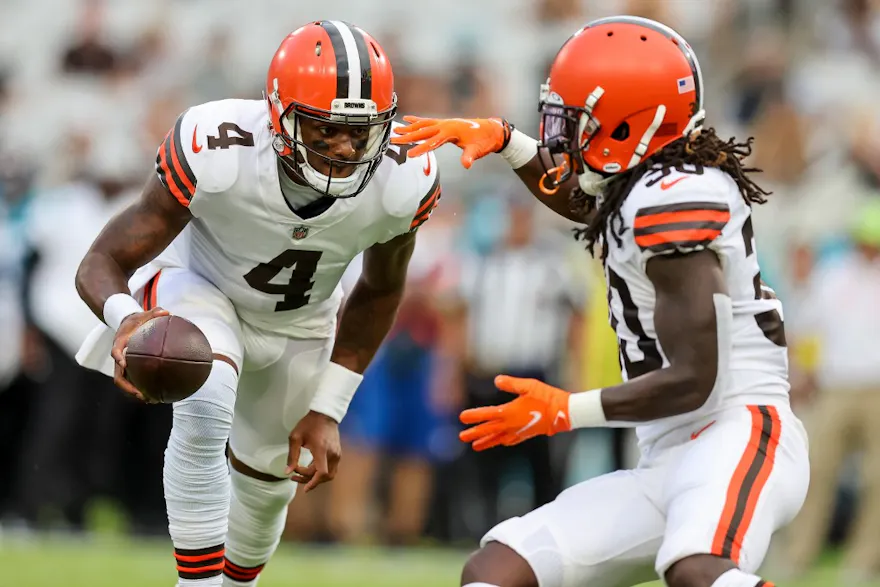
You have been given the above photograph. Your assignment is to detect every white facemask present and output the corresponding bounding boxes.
[281,116,386,198]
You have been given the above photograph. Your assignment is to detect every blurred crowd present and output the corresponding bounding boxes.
[3,0,880,578]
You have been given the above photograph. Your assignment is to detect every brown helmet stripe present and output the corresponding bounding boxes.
[319,21,349,99]
[351,25,372,100]
[319,20,372,101]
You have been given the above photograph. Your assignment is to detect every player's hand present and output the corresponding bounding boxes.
[286,410,342,493]
[110,307,170,403]
[391,116,511,169]
[459,375,572,451]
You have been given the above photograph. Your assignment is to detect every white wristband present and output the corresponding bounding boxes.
[500,129,539,170]
[308,361,364,423]
[568,389,608,429]
[103,293,143,331]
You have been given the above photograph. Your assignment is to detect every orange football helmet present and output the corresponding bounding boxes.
[537,16,705,194]
[266,21,397,197]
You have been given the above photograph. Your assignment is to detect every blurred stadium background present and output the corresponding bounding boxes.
[3,0,880,585]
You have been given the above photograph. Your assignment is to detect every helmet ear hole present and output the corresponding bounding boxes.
[611,122,630,141]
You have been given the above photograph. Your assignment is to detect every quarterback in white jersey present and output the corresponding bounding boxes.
[393,16,808,587]
[75,21,439,587]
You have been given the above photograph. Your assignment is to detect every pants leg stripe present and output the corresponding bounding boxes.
[711,405,781,564]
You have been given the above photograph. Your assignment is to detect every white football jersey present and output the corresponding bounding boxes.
[603,165,789,448]
[145,99,440,339]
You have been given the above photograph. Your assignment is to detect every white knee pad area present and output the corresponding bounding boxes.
[225,466,297,567]
[165,360,238,549]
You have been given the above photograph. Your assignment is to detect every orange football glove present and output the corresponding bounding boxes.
[459,375,572,452]
[391,116,513,169]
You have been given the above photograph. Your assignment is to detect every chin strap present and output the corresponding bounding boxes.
[539,162,569,195]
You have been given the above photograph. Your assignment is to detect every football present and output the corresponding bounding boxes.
[124,315,213,403]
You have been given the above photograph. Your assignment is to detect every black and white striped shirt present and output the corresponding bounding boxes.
[459,246,585,372]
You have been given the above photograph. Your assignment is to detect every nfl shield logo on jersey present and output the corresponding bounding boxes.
[291,225,309,240]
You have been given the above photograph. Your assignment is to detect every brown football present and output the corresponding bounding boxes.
[125,315,213,403]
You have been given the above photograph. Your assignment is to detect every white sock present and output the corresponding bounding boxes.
[165,360,238,586]
[711,569,769,587]
[222,466,297,586]
[463,583,501,587]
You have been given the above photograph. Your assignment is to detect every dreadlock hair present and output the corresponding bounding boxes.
[570,127,772,261]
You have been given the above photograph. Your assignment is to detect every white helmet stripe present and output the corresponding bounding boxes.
[328,20,363,100]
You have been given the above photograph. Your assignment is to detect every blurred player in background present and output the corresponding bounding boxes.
[74,20,440,587]
[394,15,808,587]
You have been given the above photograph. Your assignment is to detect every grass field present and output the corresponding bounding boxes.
[0,534,873,587]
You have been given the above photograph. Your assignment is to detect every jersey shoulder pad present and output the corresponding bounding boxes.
[621,167,733,257]
[155,99,262,204]
[379,140,441,232]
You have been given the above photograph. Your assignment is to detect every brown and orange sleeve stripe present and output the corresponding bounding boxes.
[711,405,781,565]
[634,201,730,254]
[156,111,198,207]
[410,173,441,232]
[174,544,225,580]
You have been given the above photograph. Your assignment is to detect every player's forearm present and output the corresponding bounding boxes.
[308,279,403,424]
[330,278,405,374]
[589,365,715,425]
[76,176,192,324]
[76,203,152,319]
[75,252,138,320]
[576,255,728,427]
[501,131,595,224]
[513,156,590,224]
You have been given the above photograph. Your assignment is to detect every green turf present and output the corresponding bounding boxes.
[0,535,872,587]
[0,536,463,587]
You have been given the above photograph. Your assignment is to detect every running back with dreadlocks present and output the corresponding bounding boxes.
[570,127,773,261]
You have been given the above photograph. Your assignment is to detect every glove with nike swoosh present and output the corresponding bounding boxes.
[459,375,572,451]
[391,116,512,169]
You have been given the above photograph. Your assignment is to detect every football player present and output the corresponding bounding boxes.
[392,16,808,587]
[75,21,440,587]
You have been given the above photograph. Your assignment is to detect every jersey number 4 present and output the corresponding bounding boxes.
[207,123,255,150]
[244,250,322,311]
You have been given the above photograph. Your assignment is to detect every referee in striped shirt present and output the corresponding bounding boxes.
[454,198,584,529]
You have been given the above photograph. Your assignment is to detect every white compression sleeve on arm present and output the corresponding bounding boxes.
[568,389,608,428]
[568,389,641,429]
[307,361,364,423]
[499,130,539,169]
[103,293,143,330]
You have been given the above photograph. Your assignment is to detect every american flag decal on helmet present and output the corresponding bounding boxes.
[320,20,372,100]
[677,76,695,94]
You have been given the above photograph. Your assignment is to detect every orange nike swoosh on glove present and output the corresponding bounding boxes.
[392,115,508,169]
[459,375,572,451]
